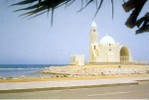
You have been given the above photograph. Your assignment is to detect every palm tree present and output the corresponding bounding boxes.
[123,0,149,34]
[10,0,149,34]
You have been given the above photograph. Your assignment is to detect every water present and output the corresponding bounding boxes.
[0,64,64,77]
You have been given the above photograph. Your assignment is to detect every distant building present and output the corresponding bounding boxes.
[89,22,133,63]
[71,55,84,66]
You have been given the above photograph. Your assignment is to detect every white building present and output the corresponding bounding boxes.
[71,55,84,66]
[89,22,133,63]
[71,22,133,65]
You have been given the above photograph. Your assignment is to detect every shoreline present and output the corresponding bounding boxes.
[0,64,149,93]
[0,64,149,83]
[0,74,149,83]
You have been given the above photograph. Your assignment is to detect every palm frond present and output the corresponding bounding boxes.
[77,0,94,12]
[14,3,41,12]
[11,0,72,25]
[136,12,149,34]
[93,0,103,19]
[65,0,75,8]
[10,0,149,34]
[111,0,114,19]
[122,0,148,34]
[10,0,38,6]
[11,0,114,26]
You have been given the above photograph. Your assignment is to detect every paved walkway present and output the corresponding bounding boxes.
[0,77,149,91]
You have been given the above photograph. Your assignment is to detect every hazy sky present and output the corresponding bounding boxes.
[0,1,149,64]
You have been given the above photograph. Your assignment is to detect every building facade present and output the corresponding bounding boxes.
[71,55,84,66]
[89,22,133,63]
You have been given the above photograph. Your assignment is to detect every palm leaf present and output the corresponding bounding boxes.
[93,0,103,19]
[14,3,41,12]
[10,0,114,26]
[77,0,93,12]
[111,0,114,19]
[10,0,38,6]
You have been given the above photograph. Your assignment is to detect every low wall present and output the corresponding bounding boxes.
[87,62,148,65]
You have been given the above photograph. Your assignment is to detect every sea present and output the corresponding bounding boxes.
[0,64,65,78]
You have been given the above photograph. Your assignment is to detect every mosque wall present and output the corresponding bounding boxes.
[96,44,120,62]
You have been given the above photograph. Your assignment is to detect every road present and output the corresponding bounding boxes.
[0,82,149,99]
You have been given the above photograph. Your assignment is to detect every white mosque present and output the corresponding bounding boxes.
[71,22,133,65]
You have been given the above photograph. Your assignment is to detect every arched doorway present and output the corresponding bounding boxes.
[120,46,129,62]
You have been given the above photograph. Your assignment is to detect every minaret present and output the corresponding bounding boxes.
[90,21,98,43]
[89,21,99,62]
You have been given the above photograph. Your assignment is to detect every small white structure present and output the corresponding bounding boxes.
[89,22,133,63]
[71,55,84,66]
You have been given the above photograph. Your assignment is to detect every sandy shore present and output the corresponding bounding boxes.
[0,74,149,83]
[0,64,149,83]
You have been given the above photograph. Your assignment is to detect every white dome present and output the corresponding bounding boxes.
[100,35,115,44]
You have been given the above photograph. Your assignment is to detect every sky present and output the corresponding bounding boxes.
[0,1,149,64]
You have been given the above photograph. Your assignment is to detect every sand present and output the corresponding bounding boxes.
[0,74,149,83]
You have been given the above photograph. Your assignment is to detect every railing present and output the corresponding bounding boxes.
[120,56,129,62]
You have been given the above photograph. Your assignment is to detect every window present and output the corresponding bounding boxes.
[94,46,96,49]
[93,29,96,32]
[109,49,111,51]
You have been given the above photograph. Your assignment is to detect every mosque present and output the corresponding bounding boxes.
[71,22,133,65]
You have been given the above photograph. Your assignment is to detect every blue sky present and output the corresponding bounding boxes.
[0,1,149,64]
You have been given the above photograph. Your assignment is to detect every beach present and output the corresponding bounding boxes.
[0,64,149,82]
[0,64,149,99]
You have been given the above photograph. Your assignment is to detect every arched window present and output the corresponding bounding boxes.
[120,46,129,62]
[93,29,96,32]
[94,45,96,49]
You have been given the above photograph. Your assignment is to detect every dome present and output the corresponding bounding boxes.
[100,35,115,44]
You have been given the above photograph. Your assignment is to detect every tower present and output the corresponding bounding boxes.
[90,22,98,44]
[89,22,99,62]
